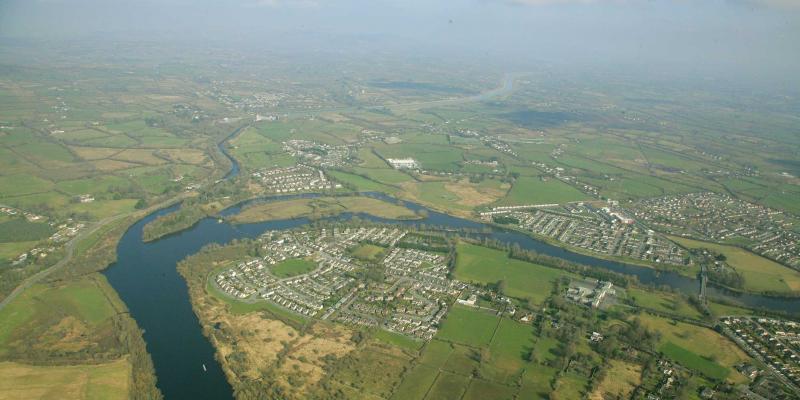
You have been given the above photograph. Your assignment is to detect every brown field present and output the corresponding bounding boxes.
[444,179,508,207]
[589,359,642,400]
[100,112,138,119]
[0,358,131,400]
[91,159,138,172]
[414,174,447,182]
[214,312,297,379]
[277,324,355,391]
[231,196,419,223]
[159,148,209,165]
[231,199,319,222]
[146,95,185,102]
[69,146,123,161]
[199,275,355,394]
[111,149,166,165]
[318,112,350,123]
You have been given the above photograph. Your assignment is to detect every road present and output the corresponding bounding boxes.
[0,213,122,311]
[719,320,800,397]
[0,193,190,313]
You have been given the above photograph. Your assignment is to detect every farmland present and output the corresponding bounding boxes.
[0,272,158,399]
[625,287,704,320]
[499,176,589,205]
[0,358,131,400]
[436,305,500,347]
[453,242,572,304]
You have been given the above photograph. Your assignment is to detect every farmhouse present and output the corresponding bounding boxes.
[386,158,419,170]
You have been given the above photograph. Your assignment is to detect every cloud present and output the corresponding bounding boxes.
[730,0,800,9]
[506,0,800,9]
[247,0,321,7]
[508,0,608,4]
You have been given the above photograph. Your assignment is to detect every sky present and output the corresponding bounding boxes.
[1,0,798,87]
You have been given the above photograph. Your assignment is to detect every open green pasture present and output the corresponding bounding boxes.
[499,176,589,205]
[454,242,570,304]
[270,258,317,278]
[436,305,499,347]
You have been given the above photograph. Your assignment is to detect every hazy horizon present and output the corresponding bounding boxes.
[1,0,799,89]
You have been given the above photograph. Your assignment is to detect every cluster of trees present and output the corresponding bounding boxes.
[114,313,164,400]
[142,204,209,242]
[707,267,745,289]
[0,218,54,242]
[491,215,519,225]
[396,237,450,253]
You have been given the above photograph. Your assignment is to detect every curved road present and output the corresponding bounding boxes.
[0,194,192,312]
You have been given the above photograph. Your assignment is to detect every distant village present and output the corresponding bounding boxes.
[283,139,351,169]
[481,202,689,266]
[722,317,800,394]
[631,192,800,269]
[250,164,340,193]
[1,205,84,266]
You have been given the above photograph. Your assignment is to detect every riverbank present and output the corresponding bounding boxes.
[669,235,800,297]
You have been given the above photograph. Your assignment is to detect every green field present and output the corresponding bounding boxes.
[418,339,454,368]
[462,379,516,400]
[0,219,53,242]
[483,318,535,382]
[453,242,571,304]
[55,175,132,196]
[442,344,481,376]
[707,301,755,317]
[391,364,439,400]
[0,241,38,263]
[414,181,469,211]
[531,336,559,364]
[270,258,317,278]
[660,341,730,381]
[350,243,387,261]
[519,365,557,399]
[0,174,53,197]
[436,305,499,347]
[0,279,118,348]
[553,372,589,399]
[372,329,423,351]
[626,287,703,319]
[375,142,463,172]
[67,199,139,219]
[499,176,589,205]
[425,371,470,400]
[328,170,399,194]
